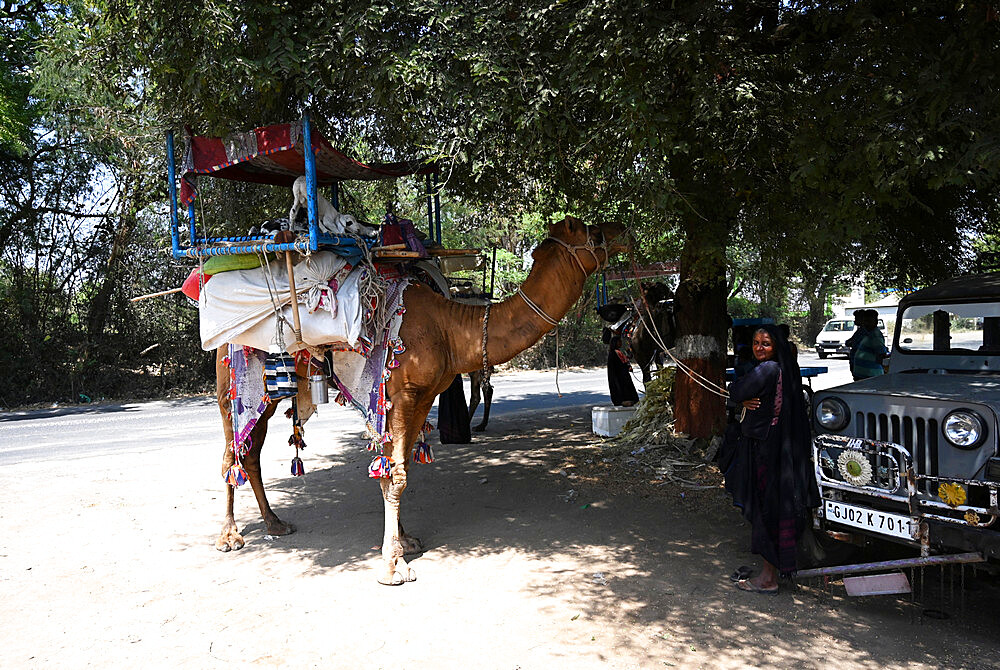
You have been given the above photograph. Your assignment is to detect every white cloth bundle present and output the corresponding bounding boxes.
[199,251,363,353]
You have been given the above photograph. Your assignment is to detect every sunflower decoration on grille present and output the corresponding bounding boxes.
[938,482,967,508]
[837,449,873,487]
[964,510,981,526]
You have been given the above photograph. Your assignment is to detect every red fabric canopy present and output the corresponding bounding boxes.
[180,122,433,205]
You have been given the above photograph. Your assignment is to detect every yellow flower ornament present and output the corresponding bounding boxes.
[938,482,967,508]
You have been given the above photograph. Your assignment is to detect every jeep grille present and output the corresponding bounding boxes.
[854,411,939,492]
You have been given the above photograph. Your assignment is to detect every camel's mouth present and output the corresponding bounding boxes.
[596,222,630,257]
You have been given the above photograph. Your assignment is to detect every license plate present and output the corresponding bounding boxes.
[824,500,915,540]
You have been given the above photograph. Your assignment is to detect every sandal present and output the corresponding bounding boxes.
[729,565,754,583]
[735,579,778,595]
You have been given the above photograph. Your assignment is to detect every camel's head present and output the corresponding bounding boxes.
[540,216,629,276]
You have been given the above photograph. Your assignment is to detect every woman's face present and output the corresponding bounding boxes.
[752,330,775,362]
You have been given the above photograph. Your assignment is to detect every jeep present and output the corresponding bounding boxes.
[811,272,1000,560]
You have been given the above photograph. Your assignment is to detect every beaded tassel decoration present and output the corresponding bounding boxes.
[412,425,434,464]
[413,441,434,464]
[369,455,392,479]
[287,397,306,476]
[225,458,249,487]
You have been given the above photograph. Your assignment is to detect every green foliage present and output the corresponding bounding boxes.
[5,0,1000,408]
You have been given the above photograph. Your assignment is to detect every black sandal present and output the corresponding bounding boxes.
[729,565,754,582]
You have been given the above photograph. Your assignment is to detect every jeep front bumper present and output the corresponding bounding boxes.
[814,434,1000,558]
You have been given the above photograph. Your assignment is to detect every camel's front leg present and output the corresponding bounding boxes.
[376,390,437,585]
[397,522,424,555]
[379,469,416,586]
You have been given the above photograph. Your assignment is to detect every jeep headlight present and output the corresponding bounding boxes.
[942,410,986,449]
[816,397,850,431]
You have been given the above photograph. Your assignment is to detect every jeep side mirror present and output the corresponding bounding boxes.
[903,338,912,344]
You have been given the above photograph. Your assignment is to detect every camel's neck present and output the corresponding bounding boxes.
[482,247,588,368]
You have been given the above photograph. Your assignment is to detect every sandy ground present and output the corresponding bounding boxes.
[2,399,999,669]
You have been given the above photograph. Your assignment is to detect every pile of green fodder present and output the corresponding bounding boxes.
[613,366,676,449]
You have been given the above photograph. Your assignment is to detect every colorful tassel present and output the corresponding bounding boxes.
[412,441,434,464]
[290,456,305,476]
[288,427,306,451]
[224,464,249,488]
[388,358,401,369]
[422,421,435,433]
[368,455,392,479]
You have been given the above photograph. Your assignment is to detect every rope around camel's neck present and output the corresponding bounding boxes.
[480,237,602,370]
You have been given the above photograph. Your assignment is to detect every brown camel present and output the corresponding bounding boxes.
[213,216,626,584]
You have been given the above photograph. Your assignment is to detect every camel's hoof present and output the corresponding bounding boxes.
[215,531,245,552]
[400,535,424,555]
[378,571,406,586]
[404,567,417,582]
[265,519,296,536]
[473,424,487,432]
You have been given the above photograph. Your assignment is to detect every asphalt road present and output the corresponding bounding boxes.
[0,353,851,468]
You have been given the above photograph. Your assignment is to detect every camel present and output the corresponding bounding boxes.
[213,216,626,584]
[597,282,677,384]
[630,284,677,383]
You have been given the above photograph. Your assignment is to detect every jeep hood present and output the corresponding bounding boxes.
[822,372,1000,410]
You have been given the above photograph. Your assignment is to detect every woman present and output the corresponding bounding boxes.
[723,324,819,593]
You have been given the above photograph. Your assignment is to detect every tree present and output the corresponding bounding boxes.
[27,0,1000,430]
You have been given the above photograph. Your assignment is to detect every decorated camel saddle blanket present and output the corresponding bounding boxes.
[198,251,364,352]
[218,262,415,485]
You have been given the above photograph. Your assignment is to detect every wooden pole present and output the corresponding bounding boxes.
[130,287,183,302]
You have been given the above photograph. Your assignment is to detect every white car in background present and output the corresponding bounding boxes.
[814,317,887,359]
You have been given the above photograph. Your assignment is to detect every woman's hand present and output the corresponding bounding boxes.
[742,398,761,411]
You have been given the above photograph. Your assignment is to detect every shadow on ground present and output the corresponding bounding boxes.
[192,404,1000,669]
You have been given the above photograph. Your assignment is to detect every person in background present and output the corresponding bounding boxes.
[853,309,888,379]
[722,325,820,594]
[598,303,638,407]
[778,323,798,360]
[844,309,867,379]
[731,325,755,379]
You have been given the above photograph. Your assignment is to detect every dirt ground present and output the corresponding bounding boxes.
[2,401,999,669]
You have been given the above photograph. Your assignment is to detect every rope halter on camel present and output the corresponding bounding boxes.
[542,226,611,280]
[517,225,614,325]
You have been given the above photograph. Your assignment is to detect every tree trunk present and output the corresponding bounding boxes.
[803,273,833,347]
[672,216,729,439]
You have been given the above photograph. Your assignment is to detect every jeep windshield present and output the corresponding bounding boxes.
[823,320,853,331]
[897,301,1000,353]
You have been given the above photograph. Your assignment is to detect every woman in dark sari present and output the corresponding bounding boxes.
[723,324,819,593]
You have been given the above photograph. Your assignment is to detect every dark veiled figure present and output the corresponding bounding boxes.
[722,324,820,593]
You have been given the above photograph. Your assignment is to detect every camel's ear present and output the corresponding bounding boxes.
[564,216,584,234]
[548,215,585,239]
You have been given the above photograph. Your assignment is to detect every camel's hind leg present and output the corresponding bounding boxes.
[213,347,294,552]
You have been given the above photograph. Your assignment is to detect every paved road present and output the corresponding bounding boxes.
[0,354,851,467]
[0,368,613,467]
